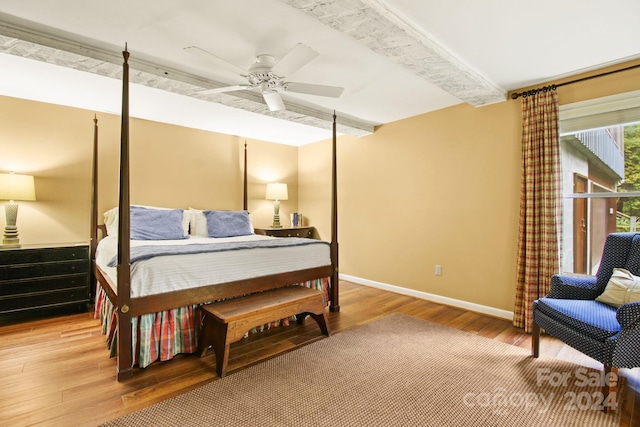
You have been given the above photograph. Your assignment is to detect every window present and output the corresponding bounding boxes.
[559,91,640,274]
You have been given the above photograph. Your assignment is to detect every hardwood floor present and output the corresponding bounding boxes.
[1,280,637,426]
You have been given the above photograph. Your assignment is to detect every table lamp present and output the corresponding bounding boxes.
[0,172,36,247]
[265,182,288,228]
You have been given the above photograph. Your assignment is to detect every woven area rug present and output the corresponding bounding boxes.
[102,313,622,427]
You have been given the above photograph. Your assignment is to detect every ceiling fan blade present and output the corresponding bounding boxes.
[271,43,319,76]
[198,85,253,95]
[184,46,247,76]
[284,82,344,98]
[262,91,285,111]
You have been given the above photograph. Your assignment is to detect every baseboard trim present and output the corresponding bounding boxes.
[339,274,514,321]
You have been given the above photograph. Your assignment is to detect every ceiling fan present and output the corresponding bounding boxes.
[185,43,344,111]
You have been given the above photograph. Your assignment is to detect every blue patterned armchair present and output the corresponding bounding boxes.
[532,232,640,411]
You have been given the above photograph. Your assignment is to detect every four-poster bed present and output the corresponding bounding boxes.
[91,48,340,381]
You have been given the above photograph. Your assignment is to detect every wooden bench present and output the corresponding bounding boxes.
[198,286,330,377]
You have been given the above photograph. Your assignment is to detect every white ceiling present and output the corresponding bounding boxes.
[0,0,639,145]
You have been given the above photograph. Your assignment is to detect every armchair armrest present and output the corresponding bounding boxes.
[616,302,640,329]
[546,274,599,299]
[612,302,640,367]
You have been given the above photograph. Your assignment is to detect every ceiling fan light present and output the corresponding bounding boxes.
[263,91,285,111]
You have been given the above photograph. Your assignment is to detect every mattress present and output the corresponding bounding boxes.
[95,234,331,298]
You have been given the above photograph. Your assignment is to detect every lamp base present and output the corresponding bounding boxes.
[3,226,20,247]
[271,214,283,228]
[1,241,21,248]
[271,199,283,228]
[3,203,21,247]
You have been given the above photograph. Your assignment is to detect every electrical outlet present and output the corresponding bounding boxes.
[435,264,442,276]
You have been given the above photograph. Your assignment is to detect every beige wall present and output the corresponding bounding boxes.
[299,102,521,311]
[0,96,299,245]
[300,59,640,313]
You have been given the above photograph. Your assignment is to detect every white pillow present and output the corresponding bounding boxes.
[596,268,640,308]
[103,207,119,236]
[189,208,209,237]
[103,205,190,237]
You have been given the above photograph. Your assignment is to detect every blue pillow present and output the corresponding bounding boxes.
[130,206,188,240]
[204,210,253,238]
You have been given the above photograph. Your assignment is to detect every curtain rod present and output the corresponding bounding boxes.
[511,62,640,100]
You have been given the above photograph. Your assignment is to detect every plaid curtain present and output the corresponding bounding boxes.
[513,89,562,332]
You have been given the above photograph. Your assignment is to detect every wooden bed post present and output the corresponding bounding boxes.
[90,115,98,302]
[116,46,133,381]
[243,142,248,211]
[330,112,340,312]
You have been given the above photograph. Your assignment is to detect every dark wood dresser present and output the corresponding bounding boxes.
[0,242,90,315]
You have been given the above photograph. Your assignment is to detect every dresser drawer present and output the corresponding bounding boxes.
[0,287,89,313]
[273,229,313,238]
[0,246,88,265]
[0,259,89,281]
[0,274,89,297]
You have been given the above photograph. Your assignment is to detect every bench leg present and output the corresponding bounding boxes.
[532,322,540,358]
[302,311,330,336]
[198,313,214,357]
[211,322,231,377]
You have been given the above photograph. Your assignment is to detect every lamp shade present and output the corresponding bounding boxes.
[265,182,288,201]
[0,173,36,201]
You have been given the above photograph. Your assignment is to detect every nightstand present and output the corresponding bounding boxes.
[0,242,91,315]
[254,226,316,239]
